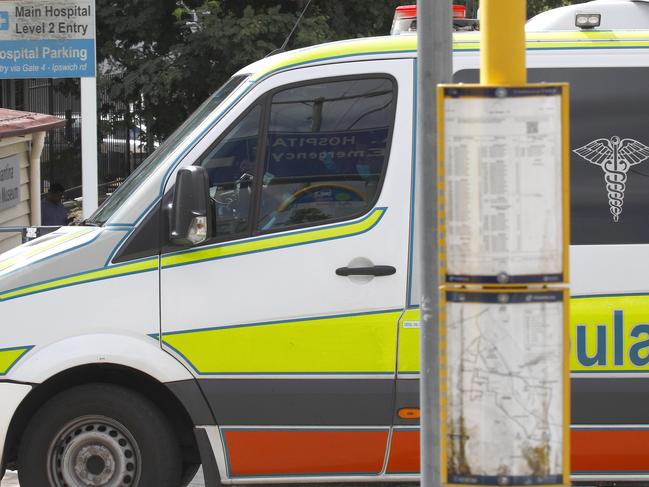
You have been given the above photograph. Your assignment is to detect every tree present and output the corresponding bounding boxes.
[96,0,395,141]
[527,0,576,17]
[96,0,184,145]
[95,0,585,143]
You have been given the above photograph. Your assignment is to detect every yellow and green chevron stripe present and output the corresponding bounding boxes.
[0,346,33,375]
[0,228,95,273]
[250,31,649,82]
[160,207,385,269]
[0,258,158,302]
[0,209,385,302]
[397,308,421,374]
[397,294,649,375]
[160,310,402,375]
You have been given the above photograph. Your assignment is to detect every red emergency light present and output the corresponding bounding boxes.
[391,4,475,35]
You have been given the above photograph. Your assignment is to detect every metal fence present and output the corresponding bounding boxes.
[0,77,154,206]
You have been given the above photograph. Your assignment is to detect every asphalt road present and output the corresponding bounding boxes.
[2,469,427,487]
[0,472,17,487]
[1,469,206,486]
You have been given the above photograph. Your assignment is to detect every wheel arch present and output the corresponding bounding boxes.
[7,332,194,384]
[2,362,215,480]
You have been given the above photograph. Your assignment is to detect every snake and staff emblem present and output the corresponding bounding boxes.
[573,137,649,222]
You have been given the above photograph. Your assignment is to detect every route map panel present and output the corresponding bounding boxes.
[445,289,566,486]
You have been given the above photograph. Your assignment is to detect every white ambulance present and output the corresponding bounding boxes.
[1,1,649,486]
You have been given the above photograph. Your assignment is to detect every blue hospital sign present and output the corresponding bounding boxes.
[0,1,95,78]
[0,12,9,31]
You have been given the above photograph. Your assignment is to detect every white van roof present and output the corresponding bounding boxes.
[236,31,649,81]
[527,0,649,31]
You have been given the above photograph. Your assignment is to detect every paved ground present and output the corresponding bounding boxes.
[0,472,17,487]
[1,470,431,487]
[1,468,206,486]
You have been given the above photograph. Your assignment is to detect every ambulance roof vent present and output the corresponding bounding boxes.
[526,0,649,31]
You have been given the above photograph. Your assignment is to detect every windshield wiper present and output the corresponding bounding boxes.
[77,219,102,227]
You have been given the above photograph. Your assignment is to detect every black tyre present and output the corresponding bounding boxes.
[18,383,182,487]
[179,463,201,487]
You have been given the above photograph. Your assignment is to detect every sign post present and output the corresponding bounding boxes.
[437,1,570,487]
[0,0,98,217]
[417,1,452,487]
[80,75,97,218]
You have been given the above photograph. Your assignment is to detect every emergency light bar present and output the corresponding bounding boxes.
[390,4,478,35]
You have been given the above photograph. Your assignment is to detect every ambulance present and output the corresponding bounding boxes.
[1,1,649,486]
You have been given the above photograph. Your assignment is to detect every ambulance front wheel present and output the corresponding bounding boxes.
[17,383,182,487]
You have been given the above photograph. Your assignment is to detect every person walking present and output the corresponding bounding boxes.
[41,183,69,226]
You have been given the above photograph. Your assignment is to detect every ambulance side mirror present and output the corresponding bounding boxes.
[169,166,210,246]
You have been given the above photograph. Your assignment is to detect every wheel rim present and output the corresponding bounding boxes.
[48,415,142,487]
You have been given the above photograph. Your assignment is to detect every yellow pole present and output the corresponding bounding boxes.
[480,0,527,85]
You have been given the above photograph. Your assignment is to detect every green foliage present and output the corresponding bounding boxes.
[527,0,574,17]
[95,0,583,140]
[97,0,325,139]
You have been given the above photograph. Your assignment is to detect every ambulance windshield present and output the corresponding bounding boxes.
[86,75,248,226]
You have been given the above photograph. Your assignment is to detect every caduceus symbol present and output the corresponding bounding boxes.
[573,137,649,222]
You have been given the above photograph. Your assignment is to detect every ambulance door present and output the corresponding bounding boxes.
[159,59,414,479]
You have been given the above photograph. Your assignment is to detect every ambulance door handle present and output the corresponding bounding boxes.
[335,265,396,277]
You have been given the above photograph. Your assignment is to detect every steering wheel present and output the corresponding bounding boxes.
[276,183,366,213]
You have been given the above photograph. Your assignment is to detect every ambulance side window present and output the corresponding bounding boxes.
[197,105,261,237]
[257,77,396,232]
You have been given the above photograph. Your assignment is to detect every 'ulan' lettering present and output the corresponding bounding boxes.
[576,310,649,367]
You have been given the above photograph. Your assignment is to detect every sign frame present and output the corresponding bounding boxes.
[437,83,571,287]
[0,0,99,218]
[0,0,96,79]
[439,286,571,487]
